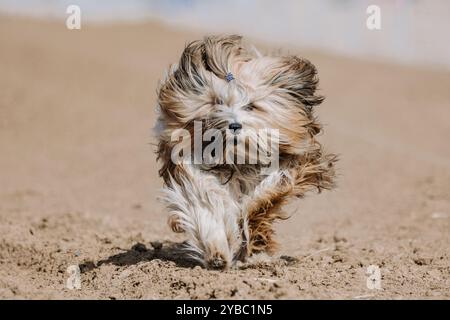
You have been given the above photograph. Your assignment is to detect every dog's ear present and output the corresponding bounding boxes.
[157,39,210,121]
[172,39,208,95]
[270,56,324,109]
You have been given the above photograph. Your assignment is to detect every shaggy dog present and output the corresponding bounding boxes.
[155,35,336,269]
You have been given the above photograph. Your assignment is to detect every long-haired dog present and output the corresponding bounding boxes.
[155,35,336,269]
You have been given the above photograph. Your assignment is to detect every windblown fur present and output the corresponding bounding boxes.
[155,35,337,269]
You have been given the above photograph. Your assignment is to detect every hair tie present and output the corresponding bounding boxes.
[225,72,234,82]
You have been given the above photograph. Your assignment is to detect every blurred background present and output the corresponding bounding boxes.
[1,0,450,69]
[0,1,449,299]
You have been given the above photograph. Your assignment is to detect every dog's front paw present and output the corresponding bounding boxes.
[205,252,228,270]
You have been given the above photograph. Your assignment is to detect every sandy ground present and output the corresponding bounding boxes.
[0,15,449,299]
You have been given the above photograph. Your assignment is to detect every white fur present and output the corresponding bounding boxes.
[161,164,242,267]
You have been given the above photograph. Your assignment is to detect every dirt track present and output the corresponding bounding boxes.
[0,16,449,299]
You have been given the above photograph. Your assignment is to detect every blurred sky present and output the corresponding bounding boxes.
[1,0,449,70]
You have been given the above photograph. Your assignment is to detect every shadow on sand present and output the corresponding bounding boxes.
[79,241,201,273]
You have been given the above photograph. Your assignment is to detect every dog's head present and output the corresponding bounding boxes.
[156,35,324,166]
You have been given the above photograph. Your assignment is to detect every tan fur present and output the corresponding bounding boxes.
[155,35,337,269]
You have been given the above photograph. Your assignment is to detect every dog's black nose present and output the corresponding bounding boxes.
[229,123,242,131]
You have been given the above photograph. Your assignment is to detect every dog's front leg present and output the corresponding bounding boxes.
[240,170,294,257]
[240,153,337,257]
[162,164,241,269]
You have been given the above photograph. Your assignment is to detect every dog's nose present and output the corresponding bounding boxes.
[228,123,242,131]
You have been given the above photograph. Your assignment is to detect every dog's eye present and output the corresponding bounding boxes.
[215,97,224,105]
[243,104,255,111]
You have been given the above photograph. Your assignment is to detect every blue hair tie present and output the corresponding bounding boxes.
[225,72,234,82]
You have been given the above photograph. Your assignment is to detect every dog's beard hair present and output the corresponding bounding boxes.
[155,35,336,269]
